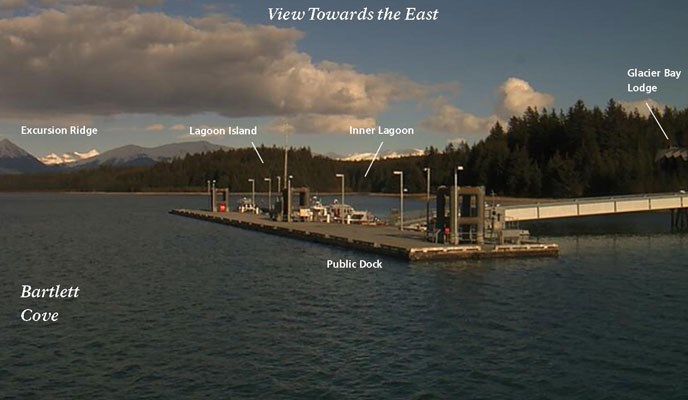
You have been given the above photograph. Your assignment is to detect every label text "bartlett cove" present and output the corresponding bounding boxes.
[21,284,80,298]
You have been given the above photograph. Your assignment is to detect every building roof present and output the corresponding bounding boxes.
[656,147,688,161]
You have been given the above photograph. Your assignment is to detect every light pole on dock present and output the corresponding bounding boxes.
[264,177,272,211]
[276,176,281,193]
[287,175,293,222]
[423,167,431,232]
[336,173,345,203]
[211,179,216,212]
[208,179,215,211]
[248,178,255,212]
[336,173,345,224]
[453,166,463,245]
[283,133,289,192]
[394,170,404,231]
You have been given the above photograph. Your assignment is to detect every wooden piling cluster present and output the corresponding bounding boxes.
[671,208,688,231]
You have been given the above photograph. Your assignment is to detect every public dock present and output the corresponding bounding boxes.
[170,209,559,261]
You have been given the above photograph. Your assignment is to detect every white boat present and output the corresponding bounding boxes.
[236,197,257,213]
[310,197,330,222]
[327,200,379,224]
[328,200,354,222]
[348,210,375,224]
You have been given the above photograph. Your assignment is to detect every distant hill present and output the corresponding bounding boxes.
[0,139,227,174]
[0,139,49,174]
[1,100,686,196]
[70,141,227,168]
[339,148,425,161]
[320,148,425,161]
[40,149,100,165]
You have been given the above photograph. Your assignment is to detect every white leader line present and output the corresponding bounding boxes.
[364,141,384,177]
[251,142,264,163]
[646,102,669,141]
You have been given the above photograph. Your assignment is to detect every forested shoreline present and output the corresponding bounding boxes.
[1,100,687,197]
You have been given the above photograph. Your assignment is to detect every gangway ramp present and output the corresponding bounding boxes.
[389,210,436,227]
[498,192,688,222]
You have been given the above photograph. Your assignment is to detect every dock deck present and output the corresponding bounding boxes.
[171,209,558,261]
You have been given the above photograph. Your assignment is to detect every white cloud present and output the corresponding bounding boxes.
[267,114,376,134]
[421,78,554,136]
[421,98,501,135]
[619,99,664,117]
[0,6,451,122]
[447,137,467,146]
[144,123,165,131]
[38,0,162,8]
[495,77,554,117]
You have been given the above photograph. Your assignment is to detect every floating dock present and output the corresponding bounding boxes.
[170,209,559,261]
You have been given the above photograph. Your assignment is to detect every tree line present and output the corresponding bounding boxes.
[1,99,686,197]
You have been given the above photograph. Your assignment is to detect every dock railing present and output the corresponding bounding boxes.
[498,192,688,222]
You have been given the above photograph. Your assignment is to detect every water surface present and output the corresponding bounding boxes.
[1,193,686,399]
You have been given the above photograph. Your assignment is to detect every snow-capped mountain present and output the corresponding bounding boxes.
[0,139,226,174]
[337,148,425,161]
[0,138,49,174]
[40,149,100,165]
[70,140,226,168]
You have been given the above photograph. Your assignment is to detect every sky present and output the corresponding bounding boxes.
[0,0,687,159]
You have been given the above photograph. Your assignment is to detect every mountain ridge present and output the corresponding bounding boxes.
[0,139,49,174]
[71,140,228,168]
[0,139,229,173]
[41,149,100,165]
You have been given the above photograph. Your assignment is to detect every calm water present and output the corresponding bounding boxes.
[1,193,686,399]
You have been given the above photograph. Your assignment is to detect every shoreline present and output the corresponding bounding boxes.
[0,190,552,205]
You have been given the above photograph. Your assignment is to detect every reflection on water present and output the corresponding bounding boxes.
[523,211,675,236]
[0,193,686,399]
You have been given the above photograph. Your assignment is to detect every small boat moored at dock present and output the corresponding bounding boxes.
[236,197,258,214]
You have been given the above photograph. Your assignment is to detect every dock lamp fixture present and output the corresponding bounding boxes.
[211,179,217,211]
[287,175,294,222]
[423,167,431,232]
[248,178,255,212]
[336,173,345,214]
[335,174,346,224]
[207,179,216,211]
[264,177,272,211]
[453,166,464,245]
[393,170,404,231]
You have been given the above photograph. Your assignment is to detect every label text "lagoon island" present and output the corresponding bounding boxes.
[189,126,257,137]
